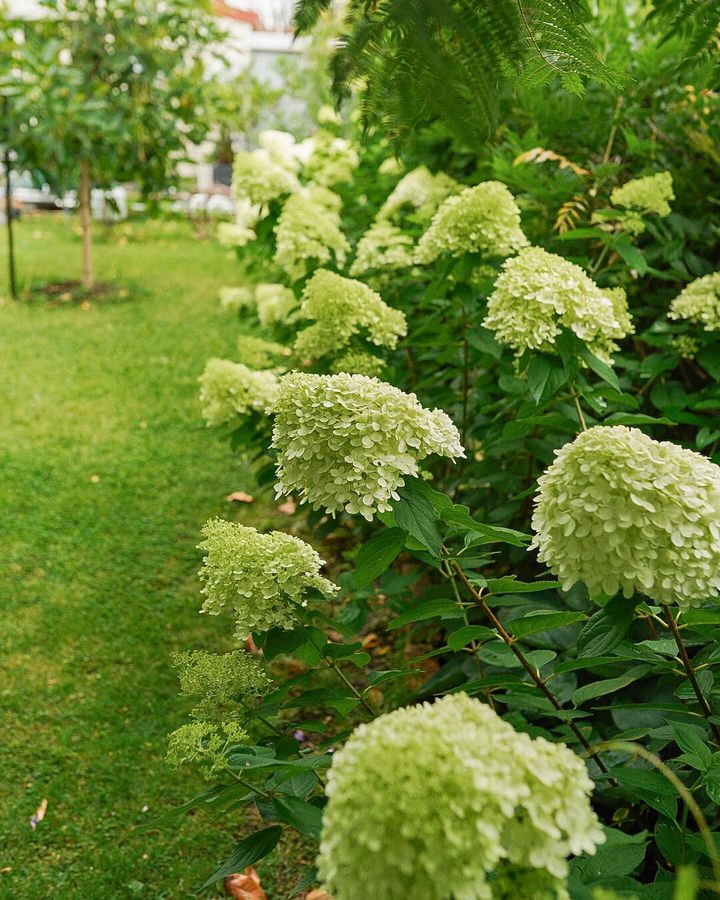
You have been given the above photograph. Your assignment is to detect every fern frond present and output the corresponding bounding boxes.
[295,0,620,146]
[649,0,720,58]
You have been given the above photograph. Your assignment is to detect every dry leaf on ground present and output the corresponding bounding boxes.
[224,866,266,899]
[227,491,254,503]
[277,498,297,516]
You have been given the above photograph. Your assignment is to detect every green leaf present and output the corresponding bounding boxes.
[366,668,421,687]
[572,665,651,706]
[611,767,678,819]
[447,625,495,650]
[672,723,712,770]
[511,611,586,638]
[603,412,676,426]
[394,483,442,558]
[526,355,567,405]
[387,598,461,631]
[615,238,649,274]
[578,346,620,390]
[577,598,636,657]
[570,826,647,881]
[200,826,283,888]
[290,866,318,898]
[486,576,560,594]
[353,527,406,588]
[256,796,323,840]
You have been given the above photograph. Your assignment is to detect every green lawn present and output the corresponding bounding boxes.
[0,215,290,898]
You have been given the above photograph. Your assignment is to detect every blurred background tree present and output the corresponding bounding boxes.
[0,0,221,289]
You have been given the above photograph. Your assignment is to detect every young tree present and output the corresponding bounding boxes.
[2,0,221,289]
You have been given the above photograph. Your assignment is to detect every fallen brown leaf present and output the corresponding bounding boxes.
[361,633,379,649]
[306,890,332,900]
[277,497,296,516]
[224,867,266,899]
[227,491,254,503]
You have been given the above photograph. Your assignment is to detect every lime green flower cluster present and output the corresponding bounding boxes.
[415,181,529,264]
[217,220,257,248]
[317,693,603,900]
[294,270,407,362]
[531,426,720,608]
[198,358,278,427]
[198,519,338,638]
[258,129,301,173]
[668,272,720,332]
[270,373,464,520]
[610,171,674,218]
[349,220,414,277]
[304,131,359,187]
[231,148,299,208]
[273,187,349,281]
[236,334,289,370]
[378,165,460,223]
[331,350,386,377]
[166,720,248,778]
[483,247,633,361]
[672,334,700,359]
[218,285,255,312]
[255,283,298,327]
[172,649,271,720]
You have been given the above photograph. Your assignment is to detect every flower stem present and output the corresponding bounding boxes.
[329,660,376,717]
[662,603,720,745]
[571,386,588,432]
[451,561,611,775]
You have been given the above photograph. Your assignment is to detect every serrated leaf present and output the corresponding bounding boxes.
[672,723,712,770]
[256,796,323,839]
[447,625,495,650]
[394,483,442,558]
[577,598,636,657]
[486,576,560,594]
[572,665,651,706]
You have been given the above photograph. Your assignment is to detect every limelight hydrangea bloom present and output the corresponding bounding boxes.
[198,358,278,427]
[317,693,603,900]
[172,649,271,720]
[231,148,299,207]
[258,129,300,172]
[610,171,674,217]
[166,720,248,778]
[294,269,407,361]
[236,334,289,370]
[254,282,298,327]
[349,220,414,276]
[483,247,633,361]
[668,272,720,332]
[531,426,720,608]
[198,518,338,638]
[378,165,460,223]
[331,350,386,377]
[270,373,464,520]
[217,220,256,248]
[415,181,528,264]
[218,285,255,312]
[274,187,350,281]
[304,131,359,186]
[672,334,700,360]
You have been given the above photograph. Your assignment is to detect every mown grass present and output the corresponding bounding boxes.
[0,214,297,898]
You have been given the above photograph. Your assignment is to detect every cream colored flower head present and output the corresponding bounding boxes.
[270,373,464,520]
[304,132,359,187]
[349,219,414,277]
[317,693,604,900]
[611,171,674,218]
[483,246,633,361]
[273,187,349,281]
[254,283,298,328]
[415,181,528,264]
[198,358,278,427]
[231,148,299,207]
[293,269,407,361]
[531,426,720,608]
[198,518,338,638]
[668,272,720,332]
[378,165,460,223]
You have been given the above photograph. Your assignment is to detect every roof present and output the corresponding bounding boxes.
[213,0,261,29]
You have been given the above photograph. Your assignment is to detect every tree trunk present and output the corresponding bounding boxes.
[4,143,17,300]
[79,159,93,290]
